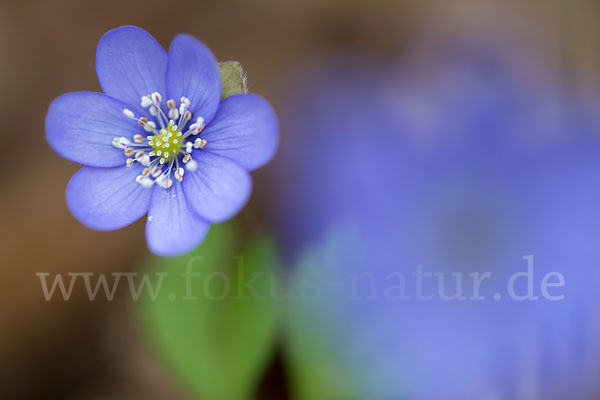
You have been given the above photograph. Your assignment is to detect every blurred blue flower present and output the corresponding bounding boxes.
[46,26,278,257]
[273,46,600,399]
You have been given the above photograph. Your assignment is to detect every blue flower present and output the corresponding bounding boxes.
[273,49,600,398]
[45,26,278,257]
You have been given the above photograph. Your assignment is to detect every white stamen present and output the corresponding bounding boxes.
[138,176,154,188]
[193,138,207,149]
[133,134,144,144]
[185,159,198,171]
[144,121,157,132]
[168,108,179,120]
[126,158,134,167]
[123,109,135,119]
[139,155,150,166]
[151,92,162,104]
[141,95,152,107]
[185,142,193,153]
[150,166,162,178]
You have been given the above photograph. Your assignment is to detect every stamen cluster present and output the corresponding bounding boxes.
[112,92,207,189]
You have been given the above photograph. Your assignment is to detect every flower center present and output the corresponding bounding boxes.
[148,121,183,161]
[112,92,207,189]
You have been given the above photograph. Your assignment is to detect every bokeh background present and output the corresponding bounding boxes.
[2,0,600,399]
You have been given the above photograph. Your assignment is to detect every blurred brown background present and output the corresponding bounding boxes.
[1,0,599,398]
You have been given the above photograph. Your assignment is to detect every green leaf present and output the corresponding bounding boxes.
[219,61,248,99]
[137,223,281,400]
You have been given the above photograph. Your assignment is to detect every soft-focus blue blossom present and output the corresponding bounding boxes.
[46,26,278,257]
[273,46,600,399]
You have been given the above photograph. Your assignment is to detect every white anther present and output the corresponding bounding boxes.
[141,95,152,107]
[142,168,150,176]
[180,97,191,107]
[126,158,134,167]
[112,138,123,149]
[138,117,148,126]
[185,159,198,171]
[133,134,144,144]
[124,147,135,157]
[150,106,159,116]
[139,155,150,166]
[151,92,162,103]
[137,175,154,188]
[123,109,135,119]
[178,167,185,177]
[182,154,191,164]
[144,121,156,132]
[174,171,183,182]
[193,138,207,149]
[184,110,192,121]
[156,174,172,189]
[168,108,179,120]
[134,150,145,159]
[190,117,205,134]
[150,166,162,178]
[112,137,130,149]
[179,103,187,115]
[167,99,176,109]
[185,142,193,153]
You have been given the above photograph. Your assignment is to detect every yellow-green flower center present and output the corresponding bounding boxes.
[149,122,183,161]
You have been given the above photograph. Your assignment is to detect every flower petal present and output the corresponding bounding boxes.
[46,91,138,167]
[202,94,279,171]
[166,34,221,123]
[145,181,211,257]
[96,26,167,114]
[182,152,252,222]
[67,165,152,230]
